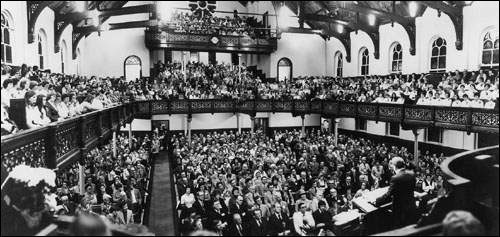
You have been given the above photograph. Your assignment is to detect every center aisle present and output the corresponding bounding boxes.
[148,151,176,236]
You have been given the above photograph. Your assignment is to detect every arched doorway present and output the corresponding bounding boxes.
[124,55,142,82]
[277,57,292,82]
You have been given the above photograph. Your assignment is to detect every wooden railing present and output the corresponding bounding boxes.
[1,100,499,172]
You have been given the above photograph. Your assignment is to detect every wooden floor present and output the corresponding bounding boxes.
[148,152,176,236]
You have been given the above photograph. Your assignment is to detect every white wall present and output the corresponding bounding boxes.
[337,118,476,150]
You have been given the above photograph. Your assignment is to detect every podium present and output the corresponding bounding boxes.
[350,187,426,235]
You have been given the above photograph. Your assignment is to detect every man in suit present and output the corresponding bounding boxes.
[267,203,289,236]
[229,195,245,216]
[374,157,417,228]
[224,213,244,236]
[208,200,228,230]
[192,191,209,220]
[313,200,334,234]
[245,209,267,236]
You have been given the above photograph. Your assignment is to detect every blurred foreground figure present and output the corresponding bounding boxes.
[70,213,112,236]
[442,210,484,236]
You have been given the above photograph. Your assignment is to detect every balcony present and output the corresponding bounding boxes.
[1,100,498,172]
[144,29,278,53]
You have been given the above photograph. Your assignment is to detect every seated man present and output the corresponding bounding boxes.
[312,200,334,235]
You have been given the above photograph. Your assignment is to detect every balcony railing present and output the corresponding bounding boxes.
[1,100,499,172]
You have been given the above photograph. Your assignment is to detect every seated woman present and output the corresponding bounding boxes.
[56,94,70,119]
[25,90,43,129]
[1,105,18,136]
[36,94,52,125]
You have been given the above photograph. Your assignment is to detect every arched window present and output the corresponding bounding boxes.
[277,57,292,82]
[360,48,369,75]
[391,43,403,72]
[60,40,67,74]
[124,55,142,82]
[430,37,447,71]
[334,52,343,77]
[37,29,47,69]
[481,30,499,67]
[1,12,13,63]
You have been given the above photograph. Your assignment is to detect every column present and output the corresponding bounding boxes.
[333,118,340,146]
[187,114,192,145]
[236,113,241,134]
[112,130,117,158]
[238,53,242,82]
[78,163,85,194]
[128,123,132,148]
[413,129,419,166]
[250,116,255,133]
[301,115,306,137]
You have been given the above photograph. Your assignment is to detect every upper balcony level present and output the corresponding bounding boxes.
[1,99,498,174]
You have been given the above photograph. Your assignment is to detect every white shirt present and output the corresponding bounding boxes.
[180,193,195,208]
[293,211,315,236]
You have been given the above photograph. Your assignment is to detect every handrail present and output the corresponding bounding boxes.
[371,223,443,236]
[1,100,498,172]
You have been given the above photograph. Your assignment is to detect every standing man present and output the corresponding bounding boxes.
[374,157,417,228]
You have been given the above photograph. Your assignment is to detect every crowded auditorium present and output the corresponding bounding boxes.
[0,1,498,236]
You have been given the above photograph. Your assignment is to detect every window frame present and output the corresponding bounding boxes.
[1,11,14,64]
[390,42,403,73]
[429,37,447,72]
[334,51,343,77]
[360,48,369,76]
[481,30,499,67]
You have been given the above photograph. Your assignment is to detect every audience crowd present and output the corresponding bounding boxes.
[2,61,498,138]
[172,129,446,236]
[167,11,270,38]
[46,132,158,226]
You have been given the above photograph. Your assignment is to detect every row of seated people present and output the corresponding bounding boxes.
[1,62,498,137]
[172,129,446,236]
[167,11,270,38]
[152,61,499,108]
[1,132,159,235]
[0,64,148,137]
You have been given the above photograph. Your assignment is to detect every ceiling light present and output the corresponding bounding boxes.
[409,1,418,17]
[337,24,344,33]
[74,1,86,12]
[464,1,473,5]
[89,9,100,26]
[99,22,110,31]
[368,14,376,26]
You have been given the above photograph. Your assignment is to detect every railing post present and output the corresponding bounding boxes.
[97,111,103,144]
[413,129,420,167]
[45,125,57,169]
[187,114,192,145]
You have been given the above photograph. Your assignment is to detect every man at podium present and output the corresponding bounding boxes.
[373,156,417,228]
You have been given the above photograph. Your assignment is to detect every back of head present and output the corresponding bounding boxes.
[70,213,111,236]
[442,210,485,236]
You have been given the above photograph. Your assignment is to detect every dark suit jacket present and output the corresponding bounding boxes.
[267,212,288,235]
[45,103,59,122]
[313,209,333,229]
[224,223,244,236]
[245,218,267,236]
[192,200,208,218]
[375,169,417,227]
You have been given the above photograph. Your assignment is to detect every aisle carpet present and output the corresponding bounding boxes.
[148,152,176,236]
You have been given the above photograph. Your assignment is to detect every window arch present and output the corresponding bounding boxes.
[334,51,343,77]
[60,40,67,74]
[430,37,447,71]
[359,48,369,75]
[1,11,13,63]
[277,57,292,81]
[390,42,403,73]
[481,30,499,67]
[124,55,142,81]
[37,29,48,69]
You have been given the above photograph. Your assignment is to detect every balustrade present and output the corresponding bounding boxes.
[2,100,498,171]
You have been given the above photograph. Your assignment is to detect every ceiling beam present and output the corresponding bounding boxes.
[98,4,154,18]
[27,1,54,43]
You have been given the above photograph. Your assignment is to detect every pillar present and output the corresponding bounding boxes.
[112,130,117,158]
[236,113,241,134]
[333,118,340,146]
[128,123,132,148]
[78,163,85,194]
[250,116,255,133]
[187,114,192,145]
[413,129,419,166]
[301,115,306,137]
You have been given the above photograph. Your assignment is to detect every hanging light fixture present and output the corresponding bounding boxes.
[337,24,344,33]
[368,14,376,26]
[409,1,418,18]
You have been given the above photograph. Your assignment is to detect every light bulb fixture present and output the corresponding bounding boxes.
[409,1,418,18]
[99,22,110,31]
[74,1,86,12]
[89,9,100,26]
[368,14,376,26]
[337,24,344,33]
